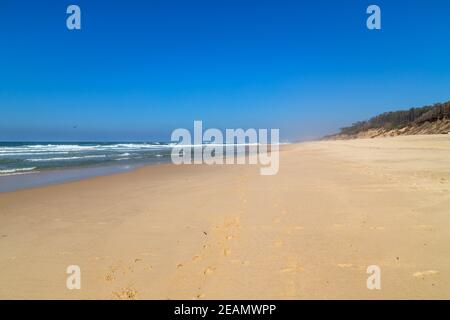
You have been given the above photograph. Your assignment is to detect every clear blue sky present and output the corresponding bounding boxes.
[1,0,449,141]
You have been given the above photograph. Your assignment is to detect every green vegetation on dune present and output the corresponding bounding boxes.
[336,101,450,137]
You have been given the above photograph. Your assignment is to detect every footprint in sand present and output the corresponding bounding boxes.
[113,287,138,300]
[106,260,140,280]
[195,293,205,299]
[105,273,115,282]
[105,264,126,282]
[192,254,202,261]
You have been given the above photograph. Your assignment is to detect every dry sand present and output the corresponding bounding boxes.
[0,134,449,299]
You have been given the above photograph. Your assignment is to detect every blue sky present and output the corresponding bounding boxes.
[1,0,450,141]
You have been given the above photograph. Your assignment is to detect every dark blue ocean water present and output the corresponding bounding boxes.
[0,142,174,176]
[0,142,174,191]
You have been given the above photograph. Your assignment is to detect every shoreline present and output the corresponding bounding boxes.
[0,144,285,193]
[1,135,449,299]
[0,161,165,193]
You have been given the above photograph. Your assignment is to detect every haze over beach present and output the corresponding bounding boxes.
[1,1,450,300]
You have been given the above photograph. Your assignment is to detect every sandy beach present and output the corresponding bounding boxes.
[0,134,449,299]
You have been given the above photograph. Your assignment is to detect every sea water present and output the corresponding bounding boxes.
[0,142,174,192]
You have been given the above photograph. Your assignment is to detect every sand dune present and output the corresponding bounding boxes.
[0,135,449,299]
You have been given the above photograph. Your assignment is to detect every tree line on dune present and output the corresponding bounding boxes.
[338,101,450,135]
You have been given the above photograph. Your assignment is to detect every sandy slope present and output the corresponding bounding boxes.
[326,118,450,140]
[0,135,449,299]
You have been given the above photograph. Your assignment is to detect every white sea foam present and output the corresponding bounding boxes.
[0,152,70,156]
[0,145,97,153]
[26,155,107,162]
[0,167,37,176]
[0,143,172,155]
[103,144,171,150]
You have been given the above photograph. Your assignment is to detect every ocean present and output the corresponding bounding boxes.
[0,141,276,192]
[0,142,175,192]
[0,142,175,175]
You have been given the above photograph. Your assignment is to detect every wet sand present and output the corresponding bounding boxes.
[0,135,449,299]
